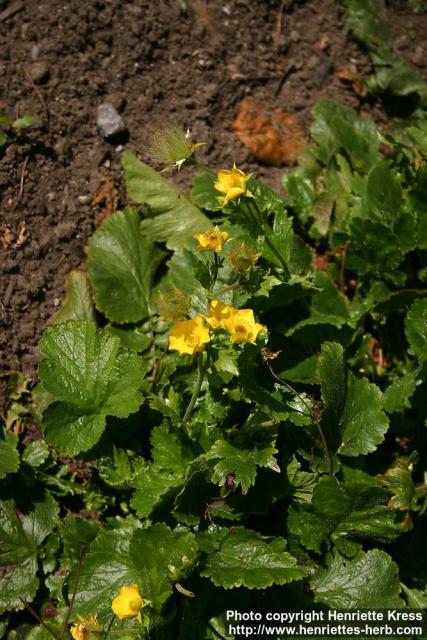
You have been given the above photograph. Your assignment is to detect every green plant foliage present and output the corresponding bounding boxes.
[311,549,402,608]
[53,270,96,324]
[0,493,58,612]
[72,524,197,623]
[38,320,147,455]
[339,0,427,106]
[88,210,164,324]
[0,429,19,479]
[200,528,309,589]
[122,152,211,249]
[2,89,427,638]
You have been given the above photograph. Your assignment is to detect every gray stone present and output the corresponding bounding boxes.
[97,102,126,138]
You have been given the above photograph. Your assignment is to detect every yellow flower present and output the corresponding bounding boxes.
[223,308,266,344]
[70,617,102,640]
[168,316,210,355]
[194,227,229,252]
[111,584,150,620]
[214,164,253,204]
[205,299,237,330]
[70,625,87,640]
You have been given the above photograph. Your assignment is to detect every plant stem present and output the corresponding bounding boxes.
[182,352,205,425]
[192,161,217,176]
[266,362,333,475]
[249,200,289,276]
[61,548,84,638]
[339,241,350,293]
[210,279,241,297]
[104,614,115,640]
[19,599,61,640]
[209,252,220,292]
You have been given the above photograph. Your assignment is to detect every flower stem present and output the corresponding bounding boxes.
[210,279,241,297]
[209,252,220,292]
[60,548,84,638]
[250,200,289,277]
[19,599,61,640]
[104,615,115,640]
[192,161,217,176]
[266,362,333,475]
[182,352,205,425]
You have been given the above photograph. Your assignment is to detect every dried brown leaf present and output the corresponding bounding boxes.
[233,98,306,166]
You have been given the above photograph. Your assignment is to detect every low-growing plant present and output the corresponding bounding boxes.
[0,113,36,149]
[1,102,427,639]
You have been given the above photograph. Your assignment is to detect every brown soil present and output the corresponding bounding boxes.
[1,0,426,395]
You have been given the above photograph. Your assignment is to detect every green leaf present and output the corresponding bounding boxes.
[0,429,19,479]
[311,100,380,171]
[122,152,210,250]
[200,527,309,589]
[339,374,389,456]
[344,0,427,105]
[87,209,164,324]
[213,349,240,378]
[22,440,49,468]
[382,457,415,512]
[191,173,223,211]
[38,320,146,455]
[54,270,95,324]
[318,342,346,430]
[0,112,11,126]
[311,549,402,608]
[60,513,100,560]
[405,298,427,361]
[288,477,349,552]
[365,160,402,227]
[383,369,418,413]
[0,493,58,612]
[131,465,181,517]
[12,115,36,129]
[151,424,198,475]
[104,322,153,353]
[73,524,197,622]
[207,439,279,494]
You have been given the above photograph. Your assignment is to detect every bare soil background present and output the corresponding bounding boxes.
[1,0,426,399]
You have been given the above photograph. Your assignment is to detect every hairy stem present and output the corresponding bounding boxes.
[249,200,289,276]
[61,548,84,638]
[19,599,61,640]
[267,362,333,475]
[210,279,241,297]
[182,352,205,425]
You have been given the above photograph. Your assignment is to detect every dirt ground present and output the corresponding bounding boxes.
[1,0,426,397]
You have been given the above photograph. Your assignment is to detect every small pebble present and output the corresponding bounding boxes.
[54,298,60,307]
[412,46,423,65]
[97,103,126,138]
[78,195,91,204]
[28,61,49,83]
[31,45,40,61]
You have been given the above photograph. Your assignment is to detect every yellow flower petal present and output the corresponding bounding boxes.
[223,308,266,344]
[205,300,237,330]
[168,316,210,355]
[194,227,229,252]
[111,584,149,620]
[214,165,252,204]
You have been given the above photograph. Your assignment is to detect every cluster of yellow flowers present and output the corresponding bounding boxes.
[70,585,149,639]
[168,300,265,356]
